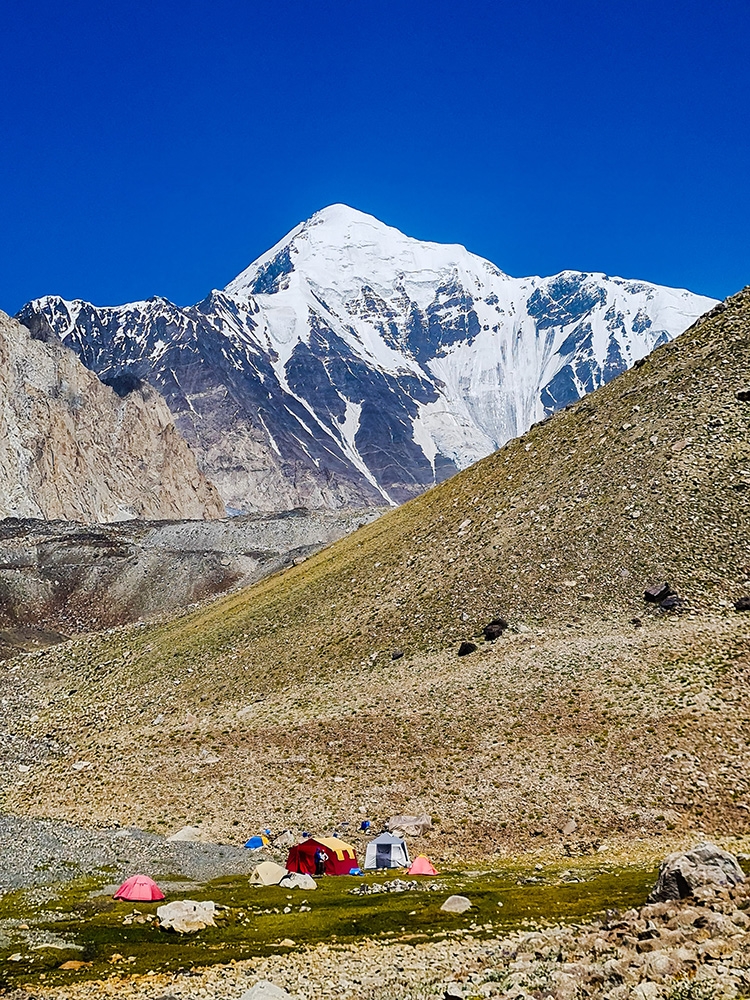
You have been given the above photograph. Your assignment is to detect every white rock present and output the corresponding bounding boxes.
[167,825,203,843]
[157,899,216,934]
[440,895,472,913]
[240,981,296,1000]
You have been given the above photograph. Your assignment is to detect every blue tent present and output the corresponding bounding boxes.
[244,835,269,849]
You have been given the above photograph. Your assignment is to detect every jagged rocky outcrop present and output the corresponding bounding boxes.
[17,206,716,513]
[0,310,223,523]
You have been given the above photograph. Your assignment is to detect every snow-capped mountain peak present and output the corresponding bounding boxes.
[16,208,717,513]
[227,204,505,311]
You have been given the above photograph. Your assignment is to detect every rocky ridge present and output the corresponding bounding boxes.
[0,310,223,523]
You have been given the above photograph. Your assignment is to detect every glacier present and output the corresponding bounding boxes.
[16,204,717,512]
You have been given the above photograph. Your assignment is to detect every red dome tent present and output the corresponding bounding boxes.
[113,874,165,901]
[286,837,358,875]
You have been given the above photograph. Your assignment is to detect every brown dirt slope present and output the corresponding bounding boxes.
[4,289,750,856]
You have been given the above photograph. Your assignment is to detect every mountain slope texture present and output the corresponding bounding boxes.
[7,288,749,853]
[0,310,223,522]
[17,205,716,512]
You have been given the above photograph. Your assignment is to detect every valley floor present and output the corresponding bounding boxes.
[6,877,750,1000]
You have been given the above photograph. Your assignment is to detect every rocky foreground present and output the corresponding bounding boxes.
[8,882,750,1000]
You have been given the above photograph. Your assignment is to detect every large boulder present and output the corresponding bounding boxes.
[648,843,746,902]
[157,899,216,933]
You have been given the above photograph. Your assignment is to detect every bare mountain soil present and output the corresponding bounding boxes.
[1,289,749,858]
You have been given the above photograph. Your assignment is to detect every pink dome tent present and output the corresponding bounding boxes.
[113,874,165,901]
[407,855,439,876]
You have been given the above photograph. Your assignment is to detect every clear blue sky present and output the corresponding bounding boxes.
[1,0,748,313]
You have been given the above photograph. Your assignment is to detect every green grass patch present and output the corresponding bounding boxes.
[0,861,656,989]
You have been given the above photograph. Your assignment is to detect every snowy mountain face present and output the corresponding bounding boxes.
[16,206,717,512]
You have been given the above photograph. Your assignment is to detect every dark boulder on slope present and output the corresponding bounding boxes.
[645,582,673,603]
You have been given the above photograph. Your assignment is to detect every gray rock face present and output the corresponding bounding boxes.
[648,842,746,901]
[16,206,715,514]
[0,310,223,522]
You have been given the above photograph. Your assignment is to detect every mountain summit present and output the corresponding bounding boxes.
[17,206,716,512]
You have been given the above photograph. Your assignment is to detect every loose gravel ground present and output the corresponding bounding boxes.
[0,817,260,894]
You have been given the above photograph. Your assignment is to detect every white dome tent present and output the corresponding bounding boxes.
[363,832,411,869]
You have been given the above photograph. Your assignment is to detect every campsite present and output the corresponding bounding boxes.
[0,854,657,989]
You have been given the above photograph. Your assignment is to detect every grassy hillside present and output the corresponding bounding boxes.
[5,288,750,856]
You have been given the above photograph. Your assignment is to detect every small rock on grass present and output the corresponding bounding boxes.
[440,894,472,913]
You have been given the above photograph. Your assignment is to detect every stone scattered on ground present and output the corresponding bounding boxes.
[644,582,673,603]
[440,893,472,913]
[482,618,508,641]
[457,641,477,656]
[0,816,261,892]
[156,899,217,934]
[348,878,445,895]
[648,841,746,901]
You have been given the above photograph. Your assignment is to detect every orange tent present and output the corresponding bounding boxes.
[113,874,165,901]
[407,855,439,875]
